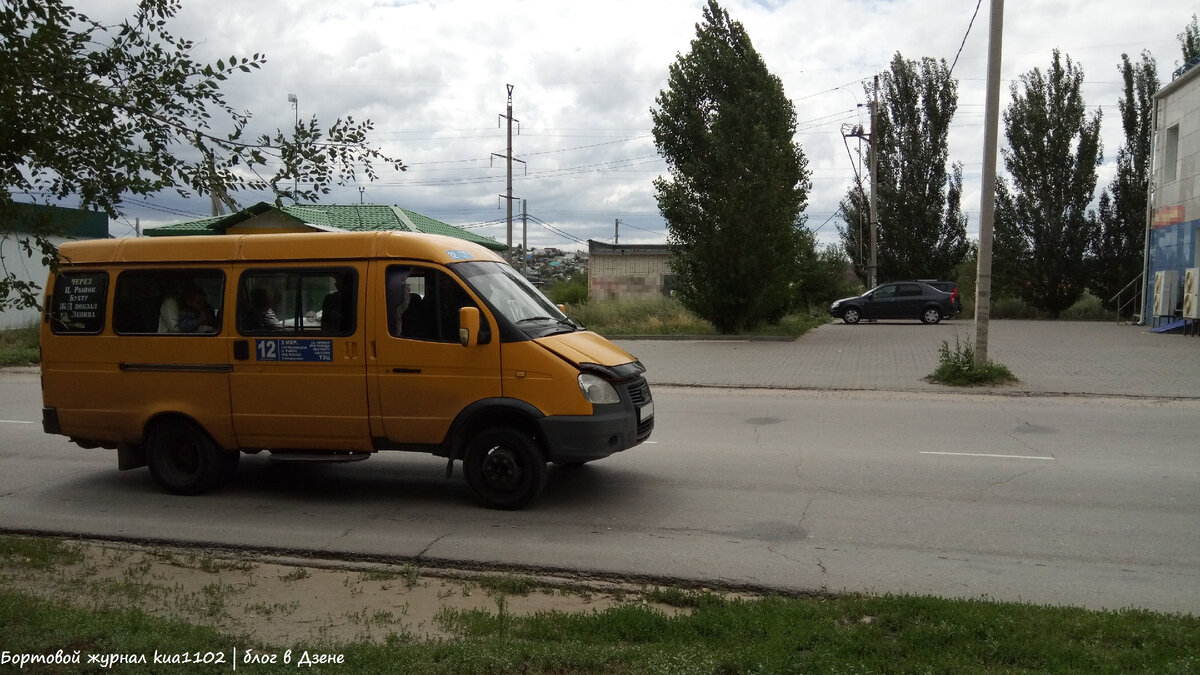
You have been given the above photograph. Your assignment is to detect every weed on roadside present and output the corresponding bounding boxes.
[929,335,1017,386]
[0,535,83,569]
[279,567,310,582]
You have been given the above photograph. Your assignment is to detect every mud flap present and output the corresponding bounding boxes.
[117,443,147,471]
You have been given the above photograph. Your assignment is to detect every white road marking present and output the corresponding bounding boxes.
[0,420,32,424]
[921,451,1054,461]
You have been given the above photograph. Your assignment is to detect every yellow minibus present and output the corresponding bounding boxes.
[40,231,654,509]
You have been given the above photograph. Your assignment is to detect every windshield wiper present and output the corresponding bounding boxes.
[516,316,553,324]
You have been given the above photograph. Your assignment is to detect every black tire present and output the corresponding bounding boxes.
[842,307,862,324]
[221,450,241,483]
[145,420,229,495]
[921,306,943,325]
[462,427,547,510]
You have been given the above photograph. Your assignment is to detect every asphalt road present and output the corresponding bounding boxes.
[2,371,1197,615]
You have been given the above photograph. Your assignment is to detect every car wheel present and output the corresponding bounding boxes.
[842,307,861,324]
[463,427,547,510]
[146,420,228,495]
[921,306,943,325]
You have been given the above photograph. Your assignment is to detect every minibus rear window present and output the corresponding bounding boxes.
[49,271,108,334]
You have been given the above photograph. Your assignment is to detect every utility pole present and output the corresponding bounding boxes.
[974,0,1004,367]
[492,85,524,264]
[206,149,227,217]
[614,218,619,245]
[288,93,299,202]
[522,199,529,275]
[868,75,879,289]
[841,123,868,272]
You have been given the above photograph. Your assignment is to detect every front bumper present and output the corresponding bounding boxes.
[538,377,654,463]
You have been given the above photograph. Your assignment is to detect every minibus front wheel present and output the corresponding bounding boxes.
[146,419,236,495]
[462,427,547,510]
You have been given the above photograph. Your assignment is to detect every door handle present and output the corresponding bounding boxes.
[392,368,421,374]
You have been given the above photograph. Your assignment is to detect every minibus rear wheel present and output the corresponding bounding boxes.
[463,427,547,510]
[146,420,228,495]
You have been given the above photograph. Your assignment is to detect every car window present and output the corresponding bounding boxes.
[237,269,357,335]
[873,285,896,299]
[113,269,224,335]
[386,265,478,342]
[896,284,922,297]
[49,271,108,334]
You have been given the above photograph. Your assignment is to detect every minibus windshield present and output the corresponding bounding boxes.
[455,262,577,336]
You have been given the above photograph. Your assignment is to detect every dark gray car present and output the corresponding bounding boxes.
[829,281,956,325]
[916,279,963,316]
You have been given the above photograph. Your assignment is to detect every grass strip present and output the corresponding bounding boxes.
[2,586,1196,673]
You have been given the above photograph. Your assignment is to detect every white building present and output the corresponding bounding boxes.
[1,204,108,330]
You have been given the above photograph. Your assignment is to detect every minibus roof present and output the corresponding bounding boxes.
[56,231,507,266]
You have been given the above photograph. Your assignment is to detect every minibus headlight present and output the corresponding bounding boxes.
[578,373,621,405]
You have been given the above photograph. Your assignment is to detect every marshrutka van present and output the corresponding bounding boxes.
[40,231,654,509]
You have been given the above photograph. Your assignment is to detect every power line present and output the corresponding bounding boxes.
[526,214,586,245]
[950,0,985,75]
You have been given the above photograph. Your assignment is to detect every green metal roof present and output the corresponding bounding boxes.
[6,202,108,238]
[145,203,507,252]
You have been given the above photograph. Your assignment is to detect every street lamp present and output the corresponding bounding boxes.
[287,93,298,201]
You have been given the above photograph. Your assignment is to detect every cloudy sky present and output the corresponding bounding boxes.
[91,0,1195,250]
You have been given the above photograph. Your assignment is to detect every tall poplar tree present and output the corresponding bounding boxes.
[651,0,810,333]
[1091,52,1158,313]
[838,53,968,284]
[1180,14,1200,63]
[995,50,1102,317]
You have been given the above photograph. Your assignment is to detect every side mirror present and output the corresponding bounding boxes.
[557,303,567,314]
[459,307,481,347]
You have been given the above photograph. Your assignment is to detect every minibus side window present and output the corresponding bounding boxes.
[237,269,356,335]
[386,266,478,342]
[113,270,224,335]
[49,271,108,334]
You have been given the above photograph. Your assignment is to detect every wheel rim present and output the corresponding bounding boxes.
[845,309,860,323]
[924,308,939,323]
[480,447,523,492]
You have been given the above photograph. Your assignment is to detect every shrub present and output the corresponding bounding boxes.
[1059,291,1111,321]
[984,291,1113,321]
[0,324,39,367]
[544,272,588,306]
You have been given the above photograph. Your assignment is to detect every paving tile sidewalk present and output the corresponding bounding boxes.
[616,320,1200,399]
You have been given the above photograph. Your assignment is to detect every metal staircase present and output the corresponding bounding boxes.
[1108,273,1143,325]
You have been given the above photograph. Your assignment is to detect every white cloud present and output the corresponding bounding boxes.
[85,0,1196,249]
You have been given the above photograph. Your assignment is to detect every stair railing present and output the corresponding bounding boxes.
[1108,273,1144,325]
